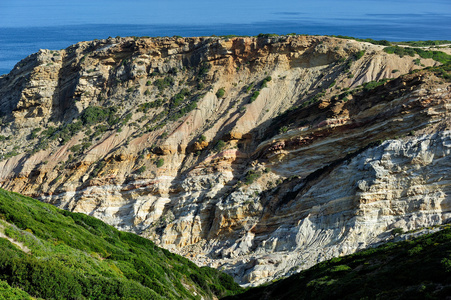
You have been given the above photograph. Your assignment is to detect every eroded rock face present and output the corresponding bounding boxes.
[0,35,450,285]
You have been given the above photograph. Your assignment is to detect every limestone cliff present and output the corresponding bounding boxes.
[0,35,450,285]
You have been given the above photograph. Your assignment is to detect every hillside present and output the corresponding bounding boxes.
[0,35,450,285]
[225,225,451,299]
[0,188,241,299]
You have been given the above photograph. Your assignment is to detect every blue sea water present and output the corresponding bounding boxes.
[1,18,451,75]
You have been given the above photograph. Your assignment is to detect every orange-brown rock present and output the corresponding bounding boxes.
[0,35,449,286]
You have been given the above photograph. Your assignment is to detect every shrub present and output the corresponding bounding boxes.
[69,144,82,153]
[279,126,288,134]
[156,158,164,168]
[136,166,146,174]
[214,140,226,152]
[392,227,404,237]
[244,170,261,185]
[198,62,211,78]
[172,88,191,107]
[257,33,278,38]
[354,50,365,60]
[81,106,118,126]
[216,88,225,98]
[250,91,259,102]
[154,76,174,91]
[262,76,272,87]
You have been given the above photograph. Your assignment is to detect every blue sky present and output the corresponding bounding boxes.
[1,0,450,27]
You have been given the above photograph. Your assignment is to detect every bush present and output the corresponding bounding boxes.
[81,106,118,126]
[29,128,42,139]
[216,88,225,98]
[172,88,191,107]
[69,144,82,153]
[244,170,261,185]
[262,76,272,87]
[354,50,365,60]
[198,62,211,78]
[250,91,259,102]
[279,126,288,134]
[392,227,404,237]
[214,140,226,152]
[154,76,174,91]
[136,166,146,174]
[156,159,164,168]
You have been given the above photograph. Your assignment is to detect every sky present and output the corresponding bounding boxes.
[1,0,450,28]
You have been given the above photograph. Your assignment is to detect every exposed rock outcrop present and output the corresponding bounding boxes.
[0,35,449,285]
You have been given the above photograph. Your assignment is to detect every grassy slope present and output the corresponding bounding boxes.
[225,227,451,300]
[0,280,33,300]
[0,188,242,299]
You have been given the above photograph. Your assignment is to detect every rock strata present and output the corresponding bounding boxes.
[0,35,449,285]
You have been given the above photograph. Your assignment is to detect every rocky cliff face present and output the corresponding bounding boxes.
[0,35,450,285]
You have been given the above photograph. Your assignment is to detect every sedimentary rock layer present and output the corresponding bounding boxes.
[0,35,449,285]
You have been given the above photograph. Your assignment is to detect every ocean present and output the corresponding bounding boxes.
[1,18,451,75]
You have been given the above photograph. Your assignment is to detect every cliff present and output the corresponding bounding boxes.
[0,35,450,285]
[0,188,241,299]
[225,224,451,299]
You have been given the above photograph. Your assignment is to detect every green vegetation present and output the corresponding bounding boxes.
[331,35,391,46]
[136,165,146,174]
[214,140,226,152]
[397,40,451,47]
[354,50,365,60]
[250,91,259,102]
[81,106,119,127]
[279,126,288,134]
[29,128,42,139]
[197,62,211,78]
[362,78,390,91]
[172,88,191,107]
[156,158,164,168]
[137,99,164,113]
[168,99,198,122]
[0,280,33,299]
[227,226,451,300]
[154,76,174,91]
[244,170,261,185]
[216,88,225,98]
[383,46,451,64]
[429,62,451,80]
[257,33,279,38]
[261,76,272,87]
[0,188,241,299]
